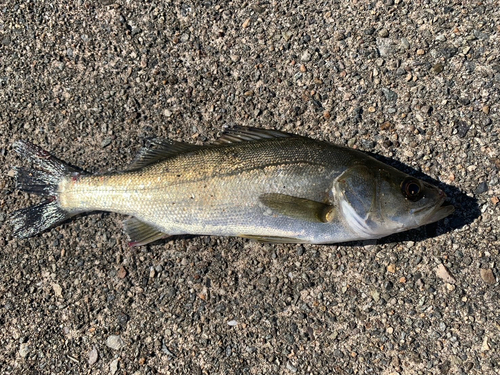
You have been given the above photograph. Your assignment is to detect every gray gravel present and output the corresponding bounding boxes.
[1,0,499,374]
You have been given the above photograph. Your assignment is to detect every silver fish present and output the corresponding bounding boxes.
[10,127,454,245]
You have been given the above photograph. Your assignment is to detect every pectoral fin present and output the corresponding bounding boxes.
[259,193,336,223]
[123,217,169,247]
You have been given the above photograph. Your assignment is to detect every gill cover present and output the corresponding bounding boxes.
[334,164,379,237]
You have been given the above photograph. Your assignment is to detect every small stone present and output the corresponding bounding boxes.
[381,87,398,101]
[364,27,375,35]
[416,49,425,55]
[435,264,455,284]
[52,283,63,298]
[106,335,125,350]
[88,347,98,365]
[227,320,238,326]
[432,63,444,74]
[300,64,307,72]
[482,105,490,114]
[475,181,488,195]
[370,290,380,302]
[163,109,172,117]
[387,264,396,273]
[110,358,119,375]
[19,343,30,358]
[334,32,346,41]
[242,18,251,29]
[323,111,331,119]
[415,113,424,122]
[480,269,496,284]
[368,106,376,113]
[301,51,311,62]
[286,361,298,373]
[378,29,389,38]
[400,38,410,50]
[101,137,112,148]
[481,336,490,351]
[491,196,499,205]
[117,266,127,279]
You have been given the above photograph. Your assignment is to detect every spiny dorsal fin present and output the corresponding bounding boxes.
[214,126,298,145]
[123,217,168,247]
[259,193,336,223]
[127,138,202,170]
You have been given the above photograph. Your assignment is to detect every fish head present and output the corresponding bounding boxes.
[334,161,454,239]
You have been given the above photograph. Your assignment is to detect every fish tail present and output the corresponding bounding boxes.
[10,140,82,238]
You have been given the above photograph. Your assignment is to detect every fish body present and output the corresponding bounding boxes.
[11,127,454,245]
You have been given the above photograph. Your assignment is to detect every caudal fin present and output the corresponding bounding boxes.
[10,140,82,238]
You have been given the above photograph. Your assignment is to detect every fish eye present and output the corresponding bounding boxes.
[401,178,423,202]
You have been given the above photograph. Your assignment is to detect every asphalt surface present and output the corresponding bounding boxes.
[0,1,499,374]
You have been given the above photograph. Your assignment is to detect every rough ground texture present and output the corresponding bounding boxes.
[0,0,499,374]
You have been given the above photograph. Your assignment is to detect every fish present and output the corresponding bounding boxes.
[10,126,454,245]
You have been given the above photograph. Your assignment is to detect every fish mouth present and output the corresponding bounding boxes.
[421,188,455,224]
[424,202,455,224]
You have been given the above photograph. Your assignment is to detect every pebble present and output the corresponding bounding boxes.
[101,137,112,148]
[117,265,127,279]
[286,361,298,373]
[301,51,311,62]
[88,347,98,365]
[431,63,444,74]
[110,358,119,375]
[475,181,488,195]
[228,320,238,326]
[435,264,455,284]
[19,343,30,358]
[370,290,380,302]
[387,264,396,273]
[106,335,125,350]
[416,49,425,55]
[381,87,398,101]
[482,105,490,114]
[52,283,63,298]
[334,31,345,41]
[479,269,496,284]
[378,29,389,38]
[481,336,490,352]
[400,38,410,50]
[242,18,251,29]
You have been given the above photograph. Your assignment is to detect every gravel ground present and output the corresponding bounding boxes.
[1,0,499,374]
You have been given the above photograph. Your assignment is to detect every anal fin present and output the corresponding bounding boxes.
[123,217,168,247]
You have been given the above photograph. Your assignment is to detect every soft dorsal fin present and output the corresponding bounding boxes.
[214,126,298,145]
[127,138,201,170]
[123,217,168,247]
[259,193,337,223]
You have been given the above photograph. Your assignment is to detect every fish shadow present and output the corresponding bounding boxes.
[359,152,480,245]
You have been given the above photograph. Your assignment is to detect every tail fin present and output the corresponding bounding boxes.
[10,140,82,239]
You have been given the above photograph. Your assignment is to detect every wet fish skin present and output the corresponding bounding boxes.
[10,127,454,245]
